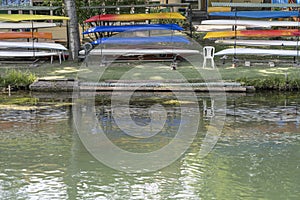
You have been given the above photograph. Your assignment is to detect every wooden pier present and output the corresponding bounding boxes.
[29,79,254,92]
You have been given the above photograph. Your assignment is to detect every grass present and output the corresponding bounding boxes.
[1,60,298,79]
[217,65,300,90]
[1,59,300,90]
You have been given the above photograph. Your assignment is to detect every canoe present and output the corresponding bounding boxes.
[91,36,190,45]
[0,32,52,39]
[195,25,248,32]
[215,39,300,47]
[0,14,69,22]
[85,12,185,22]
[79,48,199,56]
[215,48,300,56]
[0,41,67,50]
[0,22,57,29]
[83,24,183,34]
[204,29,300,39]
[0,50,63,64]
[209,11,299,18]
[201,19,300,27]
[0,50,59,57]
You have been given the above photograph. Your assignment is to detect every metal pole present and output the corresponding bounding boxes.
[233,7,237,67]
[297,8,300,65]
[189,4,193,38]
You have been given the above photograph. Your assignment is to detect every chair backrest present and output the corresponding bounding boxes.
[203,46,215,59]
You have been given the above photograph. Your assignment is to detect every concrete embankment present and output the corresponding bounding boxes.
[29,78,255,92]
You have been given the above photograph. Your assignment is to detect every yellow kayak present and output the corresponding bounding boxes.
[0,14,69,22]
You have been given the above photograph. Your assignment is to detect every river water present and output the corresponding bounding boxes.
[0,91,300,199]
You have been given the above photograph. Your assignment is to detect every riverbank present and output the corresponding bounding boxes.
[1,59,300,91]
[0,57,300,91]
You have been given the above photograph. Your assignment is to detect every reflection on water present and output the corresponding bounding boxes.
[0,92,300,199]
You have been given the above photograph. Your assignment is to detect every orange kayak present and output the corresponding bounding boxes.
[0,32,52,39]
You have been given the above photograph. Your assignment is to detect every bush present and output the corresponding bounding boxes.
[1,69,36,90]
[237,76,300,91]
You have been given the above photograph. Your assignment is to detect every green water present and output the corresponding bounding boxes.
[0,92,300,199]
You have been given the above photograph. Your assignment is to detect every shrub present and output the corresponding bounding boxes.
[237,76,296,91]
[1,69,36,90]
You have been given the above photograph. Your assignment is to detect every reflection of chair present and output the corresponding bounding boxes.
[203,46,215,68]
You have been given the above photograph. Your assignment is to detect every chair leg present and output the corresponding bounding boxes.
[59,52,62,64]
[203,59,206,68]
[211,59,215,69]
[62,51,66,61]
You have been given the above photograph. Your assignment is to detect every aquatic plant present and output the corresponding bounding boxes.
[1,69,36,90]
[237,76,300,91]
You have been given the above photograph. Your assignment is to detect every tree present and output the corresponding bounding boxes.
[46,0,147,60]
[64,0,81,60]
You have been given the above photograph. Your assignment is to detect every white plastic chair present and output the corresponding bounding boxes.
[203,46,215,68]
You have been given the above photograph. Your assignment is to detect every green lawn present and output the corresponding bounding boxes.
[1,58,300,90]
[0,59,299,82]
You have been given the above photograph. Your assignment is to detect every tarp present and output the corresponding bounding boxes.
[272,0,288,3]
[0,14,69,22]
[83,24,183,34]
[91,36,190,45]
[85,12,185,23]
[209,11,300,18]
[272,0,300,4]
[2,0,30,6]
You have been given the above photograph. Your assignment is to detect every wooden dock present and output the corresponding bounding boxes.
[29,79,255,92]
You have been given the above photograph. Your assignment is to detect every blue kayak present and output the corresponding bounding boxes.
[91,36,190,45]
[83,24,183,34]
[209,11,300,18]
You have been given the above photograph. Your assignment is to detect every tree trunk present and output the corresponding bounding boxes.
[64,0,80,60]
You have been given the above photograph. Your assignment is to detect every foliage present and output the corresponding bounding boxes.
[41,0,64,16]
[0,70,36,90]
[76,0,147,26]
[42,0,147,19]
[237,76,300,91]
